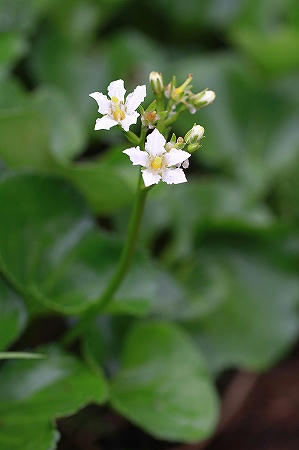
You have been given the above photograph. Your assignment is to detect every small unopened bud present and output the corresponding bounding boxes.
[193,90,216,107]
[165,136,185,152]
[184,124,205,144]
[149,71,164,97]
[200,90,216,104]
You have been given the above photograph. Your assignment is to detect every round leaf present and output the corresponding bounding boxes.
[187,244,299,372]
[111,321,219,442]
[0,345,108,425]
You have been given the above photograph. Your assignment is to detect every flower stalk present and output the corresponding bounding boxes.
[62,170,149,346]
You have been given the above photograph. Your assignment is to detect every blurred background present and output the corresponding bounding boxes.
[1,0,299,449]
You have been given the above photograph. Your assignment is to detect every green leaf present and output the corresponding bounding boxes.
[0,0,50,33]
[111,321,219,442]
[81,321,106,372]
[0,32,27,77]
[106,31,166,82]
[0,345,108,424]
[0,277,27,351]
[33,87,86,163]
[0,77,28,109]
[0,105,54,169]
[0,343,107,449]
[139,179,273,265]
[30,31,108,124]
[0,173,93,313]
[231,27,299,75]
[186,243,299,373]
[0,422,59,450]
[0,173,185,316]
[60,160,134,214]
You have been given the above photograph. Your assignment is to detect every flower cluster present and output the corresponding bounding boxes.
[154,72,216,115]
[89,73,215,187]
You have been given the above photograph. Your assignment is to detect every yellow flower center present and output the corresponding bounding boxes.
[113,108,125,121]
[151,156,163,170]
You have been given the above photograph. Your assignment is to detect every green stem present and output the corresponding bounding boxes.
[97,172,147,310]
[62,171,148,346]
[164,104,186,127]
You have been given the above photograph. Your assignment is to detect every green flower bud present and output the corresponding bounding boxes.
[149,71,164,97]
[187,143,200,153]
[184,124,205,144]
[192,90,216,108]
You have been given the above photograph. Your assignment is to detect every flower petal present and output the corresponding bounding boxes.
[145,128,166,156]
[162,168,187,184]
[182,159,189,169]
[164,148,191,167]
[120,112,139,131]
[126,85,147,114]
[108,79,126,102]
[123,147,149,167]
[89,92,111,114]
[142,169,161,187]
[94,115,117,130]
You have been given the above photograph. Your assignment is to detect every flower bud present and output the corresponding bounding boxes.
[184,124,205,144]
[171,74,192,102]
[165,136,185,152]
[192,90,216,108]
[149,71,164,97]
[187,143,200,153]
[175,137,185,149]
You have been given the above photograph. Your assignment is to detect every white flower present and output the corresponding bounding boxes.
[123,128,191,187]
[89,79,146,132]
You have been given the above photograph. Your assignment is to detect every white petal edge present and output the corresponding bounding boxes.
[89,92,111,114]
[94,115,117,130]
[142,169,161,187]
[123,147,149,167]
[162,168,187,184]
[108,79,126,102]
[120,112,139,132]
[164,148,191,167]
[125,85,147,114]
[145,128,166,156]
